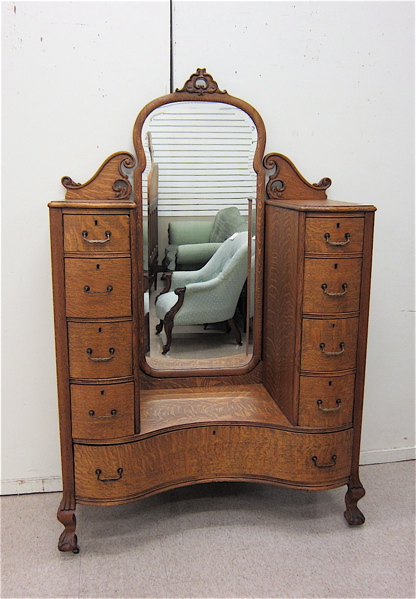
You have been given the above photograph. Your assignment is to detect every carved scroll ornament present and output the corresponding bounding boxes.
[176,68,227,95]
[62,152,136,201]
[264,153,332,202]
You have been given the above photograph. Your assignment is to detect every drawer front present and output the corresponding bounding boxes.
[298,374,355,427]
[63,214,130,253]
[71,382,135,439]
[68,321,132,379]
[301,317,359,372]
[74,427,353,502]
[65,258,131,318]
[305,217,364,254]
[303,258,362,314]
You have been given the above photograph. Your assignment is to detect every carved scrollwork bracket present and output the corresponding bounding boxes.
[264,152,332,202]
[62,151,136,202]
[175,68,227,95]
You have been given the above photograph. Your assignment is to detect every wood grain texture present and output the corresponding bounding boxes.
[68,320,132,379]
[263,205,304,424]
[71,382,135,439]
[298,373,355,428]
[301,317,359,372]
[65,258,131,318]
[63,214,130,253]
[264,153,331,202]
[305,217,364,255]
[303,257,362,314]
[62,152,135,202]
[74,427,353,503]
[140,384,291,433]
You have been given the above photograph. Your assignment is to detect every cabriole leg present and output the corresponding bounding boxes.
[57,496,79,553]
[344,480,365,525]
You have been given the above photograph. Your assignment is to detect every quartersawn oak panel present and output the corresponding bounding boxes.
[63,214,130,252]
[74,427,353,502]
[301,317,359,372]
[298,373,355,428]
[140,384,291,434]
[303,257,362,314]
[263,205,303,424]
[305,217,364,254]
[65,258,132,318]
[68,320,132,379]
[71,382,135,439]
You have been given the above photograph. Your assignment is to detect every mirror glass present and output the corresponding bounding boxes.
[141,101,258,371]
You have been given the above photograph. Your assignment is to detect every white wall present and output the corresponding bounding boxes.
[1,1,414,494]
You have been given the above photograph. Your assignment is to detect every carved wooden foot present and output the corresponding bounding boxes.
[344,482,366,525]
[57,505,79,553]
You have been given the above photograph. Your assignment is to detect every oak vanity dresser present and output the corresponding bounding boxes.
[49,70,376,553]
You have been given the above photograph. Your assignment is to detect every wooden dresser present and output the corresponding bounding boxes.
[49,71,376,553]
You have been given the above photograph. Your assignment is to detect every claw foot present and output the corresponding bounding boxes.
[57,507,79,553]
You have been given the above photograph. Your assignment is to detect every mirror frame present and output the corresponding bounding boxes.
[133,69,266,378]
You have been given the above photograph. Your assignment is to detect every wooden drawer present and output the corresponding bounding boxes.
[63,214,130,253]
[74,426,353,502]
[303,257,362,314]
[68,320,132,379]
[65,258,131,318]
[298,374,355,427]
[305,217,364,254]
[71,382,135,439]
[301,317,359,372]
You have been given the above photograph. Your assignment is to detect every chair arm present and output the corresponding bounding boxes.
[176,242,221,267]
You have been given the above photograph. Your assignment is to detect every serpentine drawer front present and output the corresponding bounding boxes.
[74,427,353,503]
[305,217,364,254]
[65,258,132,318]
[63,214,130,253]
[71,382,135,439]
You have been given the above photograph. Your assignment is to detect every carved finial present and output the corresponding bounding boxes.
[175,68,227,95]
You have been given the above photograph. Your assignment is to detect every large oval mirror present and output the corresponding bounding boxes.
[133,70,266,376]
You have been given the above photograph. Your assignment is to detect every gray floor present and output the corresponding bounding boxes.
[1,461,415,599]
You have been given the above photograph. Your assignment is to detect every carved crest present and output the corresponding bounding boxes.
[176,68,227,95]
[62,152,136,201]
[264,153,331,202]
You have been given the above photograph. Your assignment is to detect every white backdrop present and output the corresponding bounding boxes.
[1,1,414,494]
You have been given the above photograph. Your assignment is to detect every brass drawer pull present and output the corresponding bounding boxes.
[95,467,123,482]
[82,230,111,244]
[324,232,350,246]
[321,283,348,297]
[89,409,117,419]
[86,347,115,362]
[320,342,345,356]
[84,285,113,294]
[312,455,337,468]
[317,399,342,412]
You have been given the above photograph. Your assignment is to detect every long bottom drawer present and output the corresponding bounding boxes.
[74,426,353,503]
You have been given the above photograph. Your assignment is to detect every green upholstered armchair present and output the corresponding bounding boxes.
[163,206,248,271]
[155,231,249,354]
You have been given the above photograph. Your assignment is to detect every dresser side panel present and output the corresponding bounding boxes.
[263,205,304,423]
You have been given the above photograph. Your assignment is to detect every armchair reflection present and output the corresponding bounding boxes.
[49,69,376,553]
